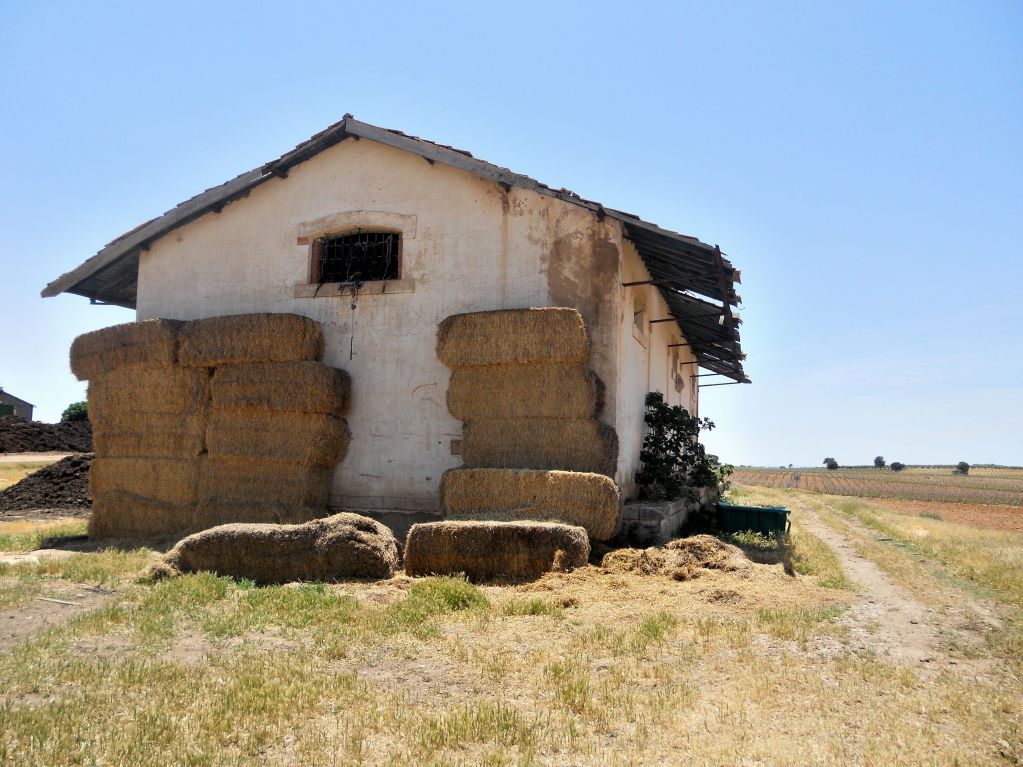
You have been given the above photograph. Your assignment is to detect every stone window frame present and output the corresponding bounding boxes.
[293,210,417,298]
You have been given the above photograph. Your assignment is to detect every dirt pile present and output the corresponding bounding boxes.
[0,417,93,453]
[0,453,93,512]
[601,535,751,581]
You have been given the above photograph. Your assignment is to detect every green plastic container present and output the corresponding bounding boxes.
[717,502,790,535]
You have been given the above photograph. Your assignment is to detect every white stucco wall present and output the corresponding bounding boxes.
[136,138,640,510]
[614,239,698,498]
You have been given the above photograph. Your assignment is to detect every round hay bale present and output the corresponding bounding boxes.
[441,468,621,540]
[404,520,590,581]
[162,513,399,583]
[446,364,603,420]
[460,417,618,477]
[211,362,351,415]
[178,313,324,367]
[437,308,589,368]
[70,319,182,381]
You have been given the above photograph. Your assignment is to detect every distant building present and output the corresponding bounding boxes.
[0,389,34,420]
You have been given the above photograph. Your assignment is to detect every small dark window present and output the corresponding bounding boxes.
[314,230,400,283]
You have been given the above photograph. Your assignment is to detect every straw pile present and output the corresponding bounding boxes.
[441,468,621,540]
[460,417,618,476]
[447,364,603,420]
[75,313,352,538]
[69,319,182,381]
[160,513,399,583]
[178,313,323,367]
[437,308,589,367]
[601,535,751,581]
[404,520,589,581]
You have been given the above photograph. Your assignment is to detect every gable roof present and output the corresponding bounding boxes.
[0,389,34,408]
[41,115,748,383]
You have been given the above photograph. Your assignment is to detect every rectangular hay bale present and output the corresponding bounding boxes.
[437,308,589,368]
[91,413,209,458]
[404,520,590,581]
[447,363,603,420]
[199,457,332,507]
[211,362,350,414]
[191,501,326,531]
[88,367,210,420]
[88,491,194,539]
[70,319,182,381]
[460,417,618,477]
[90,457,200,507]
[441,468,621,540]
[205,411,350,467]
[179,313,323,367]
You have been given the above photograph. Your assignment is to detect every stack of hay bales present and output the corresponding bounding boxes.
[406,308,622,581]
[437,308,617,475]
[71,314,350,538]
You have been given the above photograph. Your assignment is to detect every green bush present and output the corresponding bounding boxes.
[634,391,731,500]
[60,401,89,422]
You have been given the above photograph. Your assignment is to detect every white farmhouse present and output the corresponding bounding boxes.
[43,115,747,529]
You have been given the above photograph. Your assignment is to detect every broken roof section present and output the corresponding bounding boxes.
[41,115,748,383]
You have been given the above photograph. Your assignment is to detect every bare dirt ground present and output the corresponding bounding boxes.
[793,498,1001,674]
[0,577,119,653]
[868,497,1023,533]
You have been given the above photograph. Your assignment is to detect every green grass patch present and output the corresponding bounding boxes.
[0,520,88,552]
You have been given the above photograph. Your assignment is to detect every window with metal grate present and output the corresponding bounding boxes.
[313,230,400,283]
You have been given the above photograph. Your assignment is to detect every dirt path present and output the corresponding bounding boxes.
[794,500,997,673]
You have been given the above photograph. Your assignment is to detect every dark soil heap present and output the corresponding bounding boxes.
[0,416,93,453]
[0,454,94,512]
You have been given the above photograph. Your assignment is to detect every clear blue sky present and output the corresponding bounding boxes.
[1,1,1020,466]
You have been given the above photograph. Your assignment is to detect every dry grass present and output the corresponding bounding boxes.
[0,460,60,491]
[160,513,399,583]
[441,468,621,540]
[69,319,181,381]
[2,509,1020,766]
[178,313,324,367]
[437,308,589,368]
[0,518,87,552]
[210,361,350,414]
[446,363,602,420]
[404,520,590,581]
[87,366,210,420]
[461,417,618,476]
